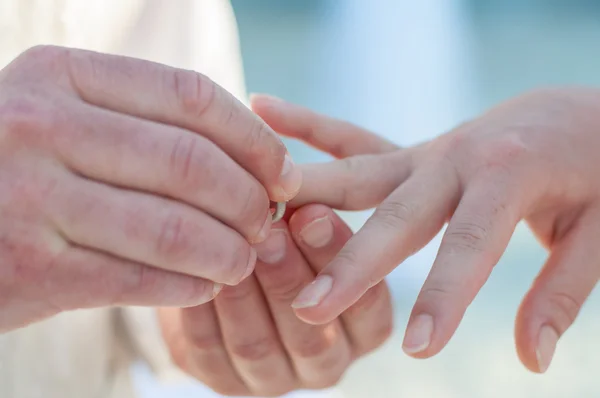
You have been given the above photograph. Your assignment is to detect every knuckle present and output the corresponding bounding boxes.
[290,332,337,359]
[0,97,47,141]
[229,336,280,362]
[445,220,489,253]
[337,157,367,209]
[188,331,225,352]
[18,45,67,66]
[474,134,529,174]
[156,213,192,261]
[375,198,417,230]
[167,134,210,186]
[170,69,216,118]
[545,291,582,330]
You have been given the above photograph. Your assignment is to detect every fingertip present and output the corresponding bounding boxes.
[276,153,303,201]
[514,299,558,374]
[402,314,434,356]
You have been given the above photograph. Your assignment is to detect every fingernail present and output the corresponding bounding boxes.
[254,229,287,264]
[291,275,333,309]
[242,248,257,280]
[279,154,302,199]
[251,214,272,244]
[299,216,334,248]
[402,314,434,354]
[213,283,224,297]
[250,93,284,103]
[536,325,558,373]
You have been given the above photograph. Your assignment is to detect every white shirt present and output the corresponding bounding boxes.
[0,1,248,397]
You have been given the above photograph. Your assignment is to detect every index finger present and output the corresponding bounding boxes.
[63,47,301,201]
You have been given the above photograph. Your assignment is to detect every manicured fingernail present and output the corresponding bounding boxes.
[242,248,257,280]
[251,214,272,244]
[403,314,433,354]
[299,216,334,248]
[292,275,333,309]
[536,325,558,373]
[213,283,224,297]
[254,229,287,264]
[279,154,302,199]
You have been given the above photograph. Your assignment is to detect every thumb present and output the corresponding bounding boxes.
[515,206,600,373]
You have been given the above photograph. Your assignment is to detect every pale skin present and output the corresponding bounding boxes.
[159,102,397,396]
[160,204,392,397]
[0,45,305,332]
[0,45,393,396]
[251,88,600,375]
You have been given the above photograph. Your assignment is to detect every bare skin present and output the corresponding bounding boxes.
[0,45,303,332]
[252,89,600,374]
[159,114,397,397]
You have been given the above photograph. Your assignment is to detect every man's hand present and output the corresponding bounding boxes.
[159,205,393,397]
[0,46,301,332]
[252,90,600,374]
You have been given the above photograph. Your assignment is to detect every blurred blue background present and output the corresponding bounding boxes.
[135,1,600,397]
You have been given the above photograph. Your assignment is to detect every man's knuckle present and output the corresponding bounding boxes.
[188,332,225,352]
[290,333,336,359]
[229,336,279,361]
[156,213,191,260]
[0,97,48,141]
[171,69,216,118]
[20,45,67,66]
[167,134,213,186]
[474,134,529,174]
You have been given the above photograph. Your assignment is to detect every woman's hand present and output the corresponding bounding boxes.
[159,205,393,397]
[252,89,600,373]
